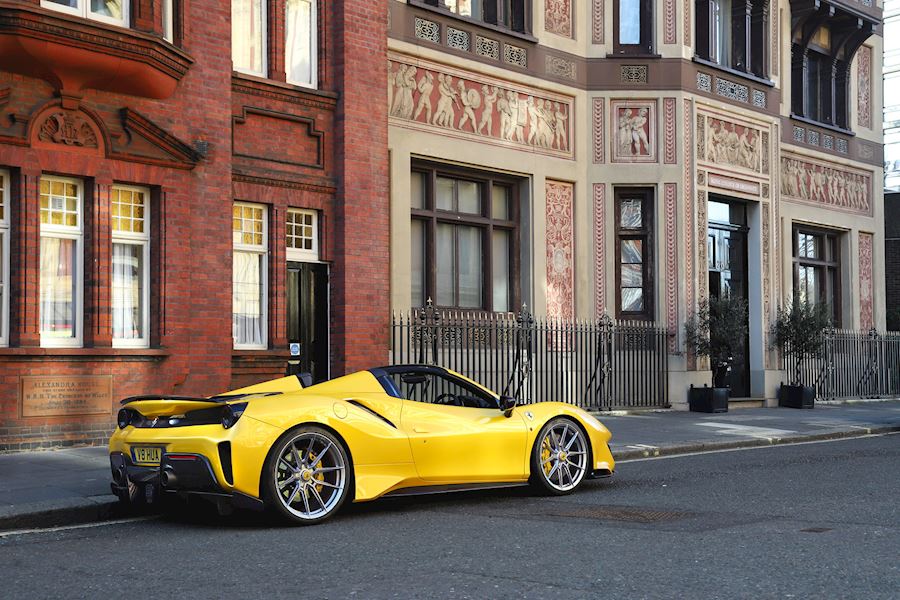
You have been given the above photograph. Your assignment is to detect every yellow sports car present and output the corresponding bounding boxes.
[109,365,615,524]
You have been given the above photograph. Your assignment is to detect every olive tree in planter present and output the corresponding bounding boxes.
[770,298,832,409]
[684,296,749,413]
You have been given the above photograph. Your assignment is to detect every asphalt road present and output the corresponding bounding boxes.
[2,434,898,599]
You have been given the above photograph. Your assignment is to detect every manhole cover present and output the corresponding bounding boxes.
[540,505,690,523]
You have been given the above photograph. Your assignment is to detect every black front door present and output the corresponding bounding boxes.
[707,200,750,397]
[287,262,329,383]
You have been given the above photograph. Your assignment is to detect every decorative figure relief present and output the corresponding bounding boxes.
[456,80,481,132]
[592,0,604,44]
[545,0,573,38]
[546,181,575,324]
[780,154,871,215]
[592,97,605,164]
[594,183,606,316]
[859,232,874,330]
[611,100,656,163]
[857,46,872,129]
[388,56,574,158]
[413,72,434,121]
[38,110,98,148]
[433,73,457,128]
[664,183,678,351]
[707,118,759,171]
[663,98,676,164]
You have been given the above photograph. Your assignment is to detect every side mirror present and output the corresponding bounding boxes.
[499,395,517,418]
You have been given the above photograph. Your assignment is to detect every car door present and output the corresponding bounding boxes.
[393,368,528,483]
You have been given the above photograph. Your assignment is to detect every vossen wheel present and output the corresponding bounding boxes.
[263,426,351,524]
[530,418,590,495]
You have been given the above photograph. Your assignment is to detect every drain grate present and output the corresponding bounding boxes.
[539,505,690,523]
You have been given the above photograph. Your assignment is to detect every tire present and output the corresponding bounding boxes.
[262,426,352,525]
[530,418,591,496]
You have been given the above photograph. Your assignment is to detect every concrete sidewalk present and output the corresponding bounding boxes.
[1,400,898,531]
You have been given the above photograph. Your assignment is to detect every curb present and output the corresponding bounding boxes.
[611,424,900,461]
[0,495,133,533]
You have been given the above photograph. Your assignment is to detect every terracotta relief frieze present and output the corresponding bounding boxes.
[593,183,606,317]
[696,110,769,175]
[610,99,657,163]
[545,0,573,38]
[857,45,872,130]
[37,110,98,148]
[388,54,574,159]
[546,180,575,322]
[859,232,874,330]
[780,153,872,216]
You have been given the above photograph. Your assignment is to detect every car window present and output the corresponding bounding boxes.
[389,370,498,410]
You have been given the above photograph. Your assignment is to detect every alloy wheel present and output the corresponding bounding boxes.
[274,431,347,520]
[538,421,587,492]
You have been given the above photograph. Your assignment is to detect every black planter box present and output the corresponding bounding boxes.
[779,384,815,409]
[688,386,729,413]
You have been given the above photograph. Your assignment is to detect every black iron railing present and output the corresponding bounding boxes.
[391,301,670,410]
[783,329,900,400]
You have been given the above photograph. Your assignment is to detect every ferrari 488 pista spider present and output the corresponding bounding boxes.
[109,365,615,524]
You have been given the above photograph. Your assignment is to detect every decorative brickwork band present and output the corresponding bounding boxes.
[857,45,872,130]
[592,0,604,44]
[664,0,677,44]
[593,183,606,317]
[859,232,874,330]
[545,0,573,38]
[592,97,605,163]
[663,98,676,164]
[546,181,575,323]
[664,183,678,352]
[389,54,574,159]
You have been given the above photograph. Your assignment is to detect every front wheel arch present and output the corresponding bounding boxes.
[528,416,593,493]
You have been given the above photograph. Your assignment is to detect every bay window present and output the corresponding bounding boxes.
[418,0,529,34]
[39,176,83,347]
[41,0,129,27]
[695,0,768,78]
[410,165,519,312]
[614,0,654,55]
[232,0,267,76]
[233,202,268,349]
[615,188,654,320]
[111,186,150,348]
[0,169,8,347]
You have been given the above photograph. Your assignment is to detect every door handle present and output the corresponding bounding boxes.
[413,426,429,433]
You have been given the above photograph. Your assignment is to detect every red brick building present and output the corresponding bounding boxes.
[0,0,388,450]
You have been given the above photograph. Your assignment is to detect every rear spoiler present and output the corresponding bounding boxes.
[120,391,281,406]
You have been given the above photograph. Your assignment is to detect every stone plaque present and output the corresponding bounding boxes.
[21,376,113,418]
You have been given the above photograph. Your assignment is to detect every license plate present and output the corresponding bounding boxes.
[132,446,162,465]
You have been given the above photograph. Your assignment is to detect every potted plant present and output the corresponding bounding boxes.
[770,298,832,409]
[684,295,749,413]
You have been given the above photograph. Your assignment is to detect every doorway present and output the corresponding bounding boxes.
[287,262,329,383]
[707,199,750,397]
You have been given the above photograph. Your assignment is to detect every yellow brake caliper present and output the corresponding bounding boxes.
[541,437,553,476]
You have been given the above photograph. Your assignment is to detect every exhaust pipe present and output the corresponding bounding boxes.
[112,465,127,485]
[160,468,178,489]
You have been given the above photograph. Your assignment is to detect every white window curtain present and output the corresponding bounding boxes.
[39,237,77,339]
[233,250,265,347]
[112,243,143,341]
[286,0,315,87]
[232,0,266,75]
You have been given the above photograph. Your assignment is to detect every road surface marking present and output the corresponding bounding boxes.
[696,422,796,438]
[0,516,157,539]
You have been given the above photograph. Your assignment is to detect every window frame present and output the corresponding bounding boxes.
[285,208,319,262]
[232,0,269,77]
[695,0,769,80]
[39,175,84,349]
[792,225,841,326]
[41,0,130,28]
[110,185,151,349]
[232,201,269,350]
[0,169,9,347]
[284,0,318,89]
[412,0,531,36]
[162,0,176,43]
[410,163,520,313]
[613,0,655,56]
[614,187,654,321]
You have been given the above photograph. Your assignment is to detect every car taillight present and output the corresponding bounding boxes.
[221,403,248,429]
[117,408,134,429]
